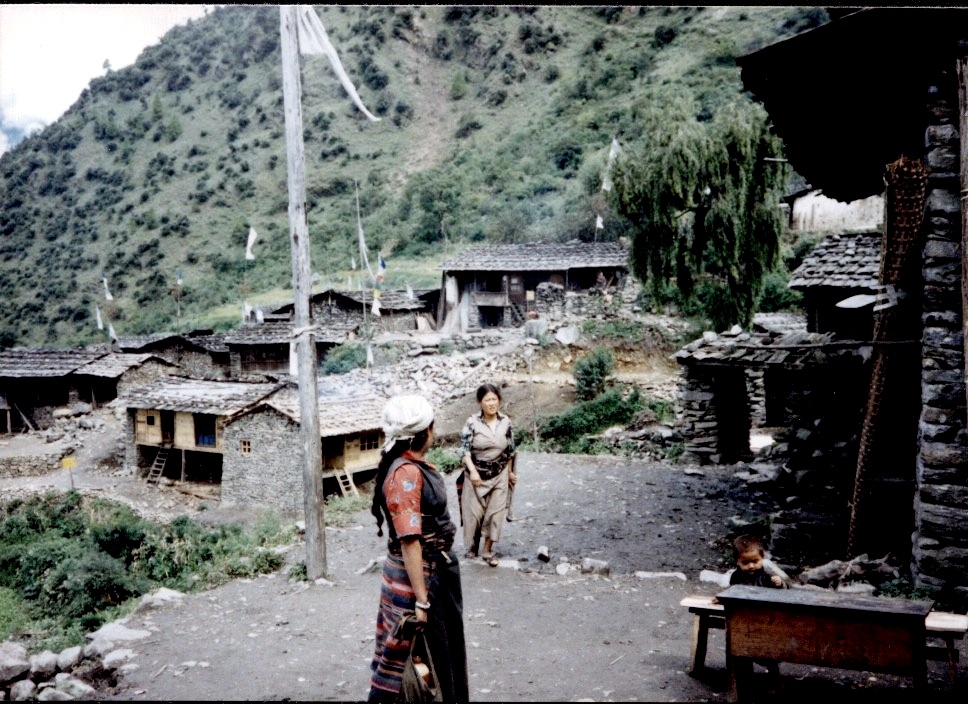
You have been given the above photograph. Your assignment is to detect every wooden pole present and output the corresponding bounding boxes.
[280,5,327,579]
[958,47,968,393]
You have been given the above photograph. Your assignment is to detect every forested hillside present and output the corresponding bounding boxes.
[0,5,827,347]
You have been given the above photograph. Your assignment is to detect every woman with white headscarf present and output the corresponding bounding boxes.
[368,395,468,703]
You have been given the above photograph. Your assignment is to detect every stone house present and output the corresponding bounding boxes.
[438,241,628,333]
[220,389,385,514]
[0,348,106,432]
[116,330,231,379]
[271,288,437,334]
[738,7,968,596]
[71,353,178,409]
[222,320,355,378]
[788,231,881,341]
[119,377,285,484]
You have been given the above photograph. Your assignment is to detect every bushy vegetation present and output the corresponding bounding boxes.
[534,387,644,454]
[426,446,463,475]
[0,492,296,652]
[573,347,615,401]
[0,5,824,347]
[320,342,367,375]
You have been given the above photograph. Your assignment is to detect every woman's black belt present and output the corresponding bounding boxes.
[472,454,508,479]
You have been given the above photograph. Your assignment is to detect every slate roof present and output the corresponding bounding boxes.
[0,349,107,378]
[439,241,629,272]
[261,387,384,437]
[273,289,432,315]
[674,329,852,368]
[74,353,175,379]
[338,289,431,311]
[223,321,355,346]
[119,377,284,415]
[116,332,229,354]
[788,232,880,291]
[738,8,968,202]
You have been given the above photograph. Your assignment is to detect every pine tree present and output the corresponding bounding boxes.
[609,97,787,331]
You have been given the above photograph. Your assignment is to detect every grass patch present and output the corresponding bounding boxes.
[323,493,371,528]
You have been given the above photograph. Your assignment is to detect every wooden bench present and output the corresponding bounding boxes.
[681,591,968,689]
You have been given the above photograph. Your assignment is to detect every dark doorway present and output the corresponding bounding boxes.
[713,369,753,464]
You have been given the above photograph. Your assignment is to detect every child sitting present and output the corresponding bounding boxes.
[718,534,783,689]
[729,534,785,588]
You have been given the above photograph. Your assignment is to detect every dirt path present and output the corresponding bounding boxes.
[90,452,963,702]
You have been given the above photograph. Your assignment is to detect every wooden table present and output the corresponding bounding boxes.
[716,585,935,702]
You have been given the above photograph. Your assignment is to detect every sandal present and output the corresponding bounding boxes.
[486,554,499,567]
[464,551,478,560]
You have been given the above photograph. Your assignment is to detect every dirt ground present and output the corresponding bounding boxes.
[3,440,964,701]
[0,337,965,701]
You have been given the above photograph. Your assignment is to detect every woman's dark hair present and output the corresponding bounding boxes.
[476,383,501,402]
[370,423,434,537]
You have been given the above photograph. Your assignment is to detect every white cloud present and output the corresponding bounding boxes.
[0,4,213,154]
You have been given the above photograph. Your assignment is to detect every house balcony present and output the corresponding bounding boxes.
[472,291,509,307]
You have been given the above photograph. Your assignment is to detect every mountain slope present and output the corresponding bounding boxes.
[0,5,826,347]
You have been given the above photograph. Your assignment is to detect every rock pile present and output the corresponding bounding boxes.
[0,588,185,701]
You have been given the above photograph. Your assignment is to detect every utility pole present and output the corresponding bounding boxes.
[279,5,327,578]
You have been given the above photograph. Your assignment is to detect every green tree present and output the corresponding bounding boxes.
[610,96,787,331]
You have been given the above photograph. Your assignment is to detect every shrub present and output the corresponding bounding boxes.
[573,347,614,400]
[425,446,462,475]
[320,343,367,375]
[539,387,643,453]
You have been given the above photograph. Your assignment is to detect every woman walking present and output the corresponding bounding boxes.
[368,394,468,703]
[458,383,517,566]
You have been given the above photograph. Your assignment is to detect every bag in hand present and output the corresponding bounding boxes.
[398,615,443,703]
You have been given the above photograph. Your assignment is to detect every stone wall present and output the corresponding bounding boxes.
[912,66,968,597]
[220,407,304,516]
[0,449,68,477]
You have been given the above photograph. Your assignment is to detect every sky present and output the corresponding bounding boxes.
[0,4,215,155]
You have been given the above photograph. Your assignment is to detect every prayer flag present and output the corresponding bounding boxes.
[95,305,103,331]
[601,137,621,192]
[295,5,381,122]
[245,226,258,261]
[102,273,113,301]
[371,295,381,317]
[176,270,183,287]
[406,283,414,300]
[596,214,604,230]
[366,344,374,367]
[376,254,386,284]
[107,323,118,342]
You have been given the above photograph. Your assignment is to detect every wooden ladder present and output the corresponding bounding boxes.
[334,467,358,497]
[146,447,170,484]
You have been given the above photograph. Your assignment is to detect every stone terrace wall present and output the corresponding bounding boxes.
[912,67,968,598]
[0,449,67,477]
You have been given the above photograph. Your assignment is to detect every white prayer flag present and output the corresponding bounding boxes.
[371,295,381,317]
[176,270,183,287]
[351,255,356,270]
[107,323,118,342]
[245,226,258,261]
[95,305,103,331]
[102,273,113,301]
[596,214,604,230]
[243,301,252,322]
[366,344,374,367]
[601,137,621,192]
[406,283,414,300]
[296,5,381,122]
[256,308,264,323]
